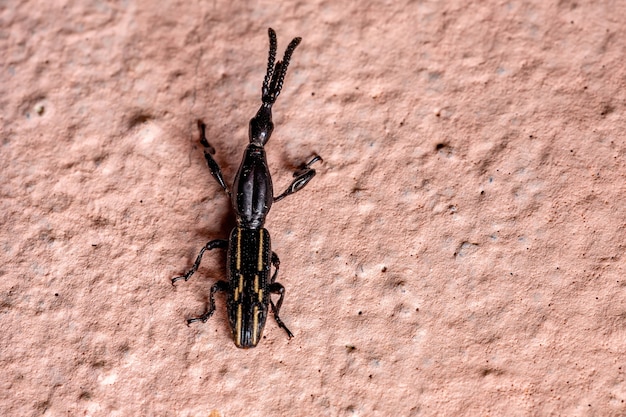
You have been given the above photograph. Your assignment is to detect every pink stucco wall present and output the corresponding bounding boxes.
[1,1,625,415]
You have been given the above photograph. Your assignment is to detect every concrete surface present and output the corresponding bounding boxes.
[1,0,625,416]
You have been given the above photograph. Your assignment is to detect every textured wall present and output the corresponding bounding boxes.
[1,0,625,416]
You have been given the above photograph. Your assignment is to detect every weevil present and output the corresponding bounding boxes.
[172,28,321,348]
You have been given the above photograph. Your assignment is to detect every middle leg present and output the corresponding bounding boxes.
[172,239,228,284]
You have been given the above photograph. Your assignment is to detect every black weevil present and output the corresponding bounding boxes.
[172,28,321,348]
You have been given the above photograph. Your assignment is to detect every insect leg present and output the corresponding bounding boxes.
[171,239,228,284]
[269,252,293,338]
[270,252,280,283]
[197,120,230,196]
[274,155,322,202]
[187,280,229,324]
[268,281,294,338]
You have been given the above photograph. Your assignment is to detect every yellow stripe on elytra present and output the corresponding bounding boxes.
[258,229,264,271]
[252,305,259,344]
[236,227,242,270]
[235,303,242,347]
[254,275,262,302]
[234,274,244,301]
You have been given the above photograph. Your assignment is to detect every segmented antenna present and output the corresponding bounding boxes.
[263,28,278,99]
[262,28,301,104]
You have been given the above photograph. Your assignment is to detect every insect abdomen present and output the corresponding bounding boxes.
[227,227,272,348]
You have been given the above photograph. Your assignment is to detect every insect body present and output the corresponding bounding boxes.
[172,28,321,348]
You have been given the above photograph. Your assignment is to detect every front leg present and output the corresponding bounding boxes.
[197,120,230,196]
[274,155,322,202]
[171,239,228,284]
